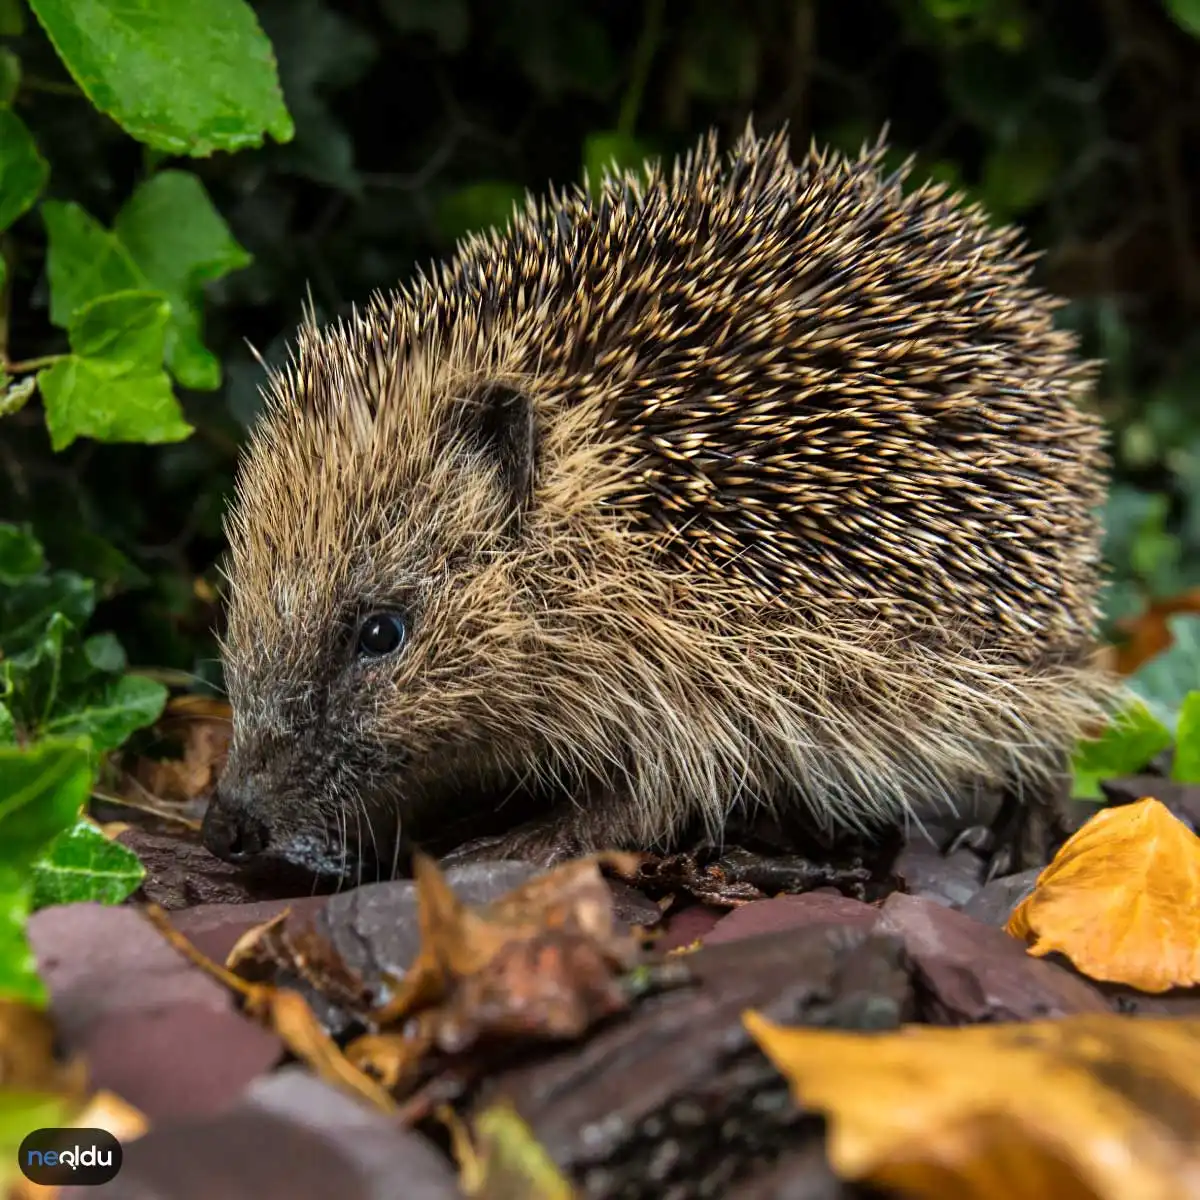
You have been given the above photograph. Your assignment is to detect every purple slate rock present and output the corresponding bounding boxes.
[703,892,878,947]
[656,903,725,952]
[73,1067,459,1200]
[892,841,986,910]
[171,896,328,965]
[958,868,1041,928]
[877,892,1110,1023]
[29,904,282,1121]
[1100,775,1200,832]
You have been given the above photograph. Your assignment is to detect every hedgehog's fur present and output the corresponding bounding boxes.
[207,122,1115,881]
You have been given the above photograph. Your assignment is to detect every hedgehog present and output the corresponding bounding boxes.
[202,122,1116,886]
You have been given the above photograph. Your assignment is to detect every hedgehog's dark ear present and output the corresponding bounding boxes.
[458,382,536,526]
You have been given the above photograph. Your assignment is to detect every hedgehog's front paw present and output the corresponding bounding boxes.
[438,817,589,871]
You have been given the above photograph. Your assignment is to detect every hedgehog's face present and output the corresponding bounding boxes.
[202,377,544,883]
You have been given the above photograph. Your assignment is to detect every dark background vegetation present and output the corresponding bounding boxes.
[5,0,1200,685]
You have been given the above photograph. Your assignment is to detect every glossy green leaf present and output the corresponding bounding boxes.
[1128,614,1200,727]
[0,570,93,661]
[114,171,252,390]
[436,181,525,244]
[26,0,294,155]
[0,740,92,872]
[0,525,45,586]
[31,818,145,908]
[1171,690,1200,783]
[42,201,143,328]
[1165,0,1200,38]
[0,108,48,232]
[0,0,24,36]
[582,131,655,189]
[0,47,21,105]
[0,1092,76,1190]
[41,672,166,752]
[0,875,44,1005]
[37,292,192,451]
[1070,698,1174,800]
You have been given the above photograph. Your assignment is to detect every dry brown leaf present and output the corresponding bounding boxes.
[0,1001,87,1098]
[126,695,232,808]
[1112,588,1200,676]
[141,905,394,1113]
[1006,797,1200,992]
[441,1100,577,1200]
[744,1010,1200,1200]
[371,852,643,1050]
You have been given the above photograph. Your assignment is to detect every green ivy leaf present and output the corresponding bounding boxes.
[42,201,143,328]
[114,171,252,390]
[26,0,294,156]
[1128,613,1200,727]
[435,181,525,244]
[1171,690,1200,783]
[0,47,21,105]
[0,874,43,1005]
[37,291,192,451]
[1,611,71,733]
[0,108,48,233]
[0,0,24,36]
[582,131,655,190]
[0,1092,77,1188]
[0,375,36,418]
[1070,697,1174,800]
[30,818,145,908]
[40,672,166,753]
[0,567,93,661]
[979,128,1060,220]
[1164,0,1200,38]
[0,525,45,587]
[0,740,92,873]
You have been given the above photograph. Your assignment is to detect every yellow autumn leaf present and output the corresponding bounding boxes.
[1006,797,1200,992]
[743,1010,1200,1200]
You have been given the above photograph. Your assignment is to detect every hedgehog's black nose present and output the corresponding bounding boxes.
[201,784,272,864]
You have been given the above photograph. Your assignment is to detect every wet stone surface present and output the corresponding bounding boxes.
[41,808,1188,1200]
[76,1069,460,1200]
[1101,774,1200,831]
[473,925,914,1200]
[29,904,283,1121]
[876,892,1109,1023]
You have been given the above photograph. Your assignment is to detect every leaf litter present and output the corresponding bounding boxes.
[112,790,1200,1198]
[142,850,655,1115]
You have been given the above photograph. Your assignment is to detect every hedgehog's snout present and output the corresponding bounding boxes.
[202,776,275,864]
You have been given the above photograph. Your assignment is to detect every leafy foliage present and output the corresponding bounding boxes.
[1,0,1200,1000]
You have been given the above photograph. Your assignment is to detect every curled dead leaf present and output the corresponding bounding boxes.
[744,1010,1200,1200]
[1007,797,1200,992]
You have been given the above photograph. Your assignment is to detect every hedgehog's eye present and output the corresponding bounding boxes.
[357,612,407,658]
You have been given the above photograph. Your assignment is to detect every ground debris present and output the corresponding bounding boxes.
[630,843,893,907]
[745,1010,1200,1200]
[139,851,657,1112]
[472,924,914,1200]
[1008,797,1200,992]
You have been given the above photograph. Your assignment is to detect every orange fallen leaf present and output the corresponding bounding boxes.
[1112,588,1200,676]
[1006,797,1200,992]
[744,1010,1200,1200]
